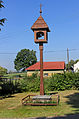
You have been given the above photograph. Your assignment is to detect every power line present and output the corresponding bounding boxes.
[0,30,26,40]
[0,48,79,55]
[0,53,17,54]
[44,49,79,53]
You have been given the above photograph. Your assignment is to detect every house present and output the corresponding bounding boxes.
[74,61,79,72]
[25,61,65,77]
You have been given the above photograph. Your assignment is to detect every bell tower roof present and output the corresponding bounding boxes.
[31,5,50,32]
[31,16,50,32]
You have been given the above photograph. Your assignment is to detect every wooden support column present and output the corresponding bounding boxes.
[39,43,44,95]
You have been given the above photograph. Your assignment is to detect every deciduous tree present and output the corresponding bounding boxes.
[66,59,79,71]
[0,0,6,31]
[0,66,7,77]
[14,49,37,72]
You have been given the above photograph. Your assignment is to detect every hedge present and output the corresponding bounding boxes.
[0,72,79,96]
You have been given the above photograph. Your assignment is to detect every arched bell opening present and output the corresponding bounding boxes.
[36,32,44,40]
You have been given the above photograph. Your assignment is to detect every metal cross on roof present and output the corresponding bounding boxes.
[40,4,42,16]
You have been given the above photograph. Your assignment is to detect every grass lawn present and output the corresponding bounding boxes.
[0,90,79,118]
[4,72,26,78]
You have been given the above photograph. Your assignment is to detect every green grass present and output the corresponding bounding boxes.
[4,72,26,79]
[0,90,79,118]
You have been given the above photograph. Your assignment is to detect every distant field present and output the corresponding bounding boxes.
[0,90,79,118]
[3,72,27,79]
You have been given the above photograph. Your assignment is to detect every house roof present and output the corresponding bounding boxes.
[31,15,50,32]
[26,61,65,71]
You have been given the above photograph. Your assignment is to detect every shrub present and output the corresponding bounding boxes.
[44,72,79,91]
[1,72,79,96]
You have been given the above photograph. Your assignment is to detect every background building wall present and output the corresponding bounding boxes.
[74,61,79,72]
[27,70,64,77]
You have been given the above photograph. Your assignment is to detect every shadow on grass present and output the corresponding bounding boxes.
[65,92,79,110]
[0,95,15,100]
[35,113,79,118]
[45,92,58,95]
[35,92,79,119]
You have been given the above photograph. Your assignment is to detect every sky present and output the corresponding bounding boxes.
[0,0,79,71]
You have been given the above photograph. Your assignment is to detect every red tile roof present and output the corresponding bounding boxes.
[26,61,65,71]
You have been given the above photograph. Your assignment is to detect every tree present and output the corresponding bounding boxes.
[0,66,7,77]
[14,49,37,72]
[66,59,79,71]
[0,0,6,31]
[66,59,74,70]
[75,59,79,64]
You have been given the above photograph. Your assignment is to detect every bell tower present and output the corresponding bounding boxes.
[31,4,50,95]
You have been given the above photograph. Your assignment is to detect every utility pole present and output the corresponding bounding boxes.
[67,48,69,71]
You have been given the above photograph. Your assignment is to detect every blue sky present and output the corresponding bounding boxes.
[0,0,79,71]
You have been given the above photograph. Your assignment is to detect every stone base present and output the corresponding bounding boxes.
[22,94,59,106]
[32,95,52,102]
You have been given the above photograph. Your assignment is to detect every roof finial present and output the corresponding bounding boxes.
[40,4,42,16]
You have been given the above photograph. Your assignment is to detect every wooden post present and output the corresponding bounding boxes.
[39,43,44,95]
[31,5,50,95]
